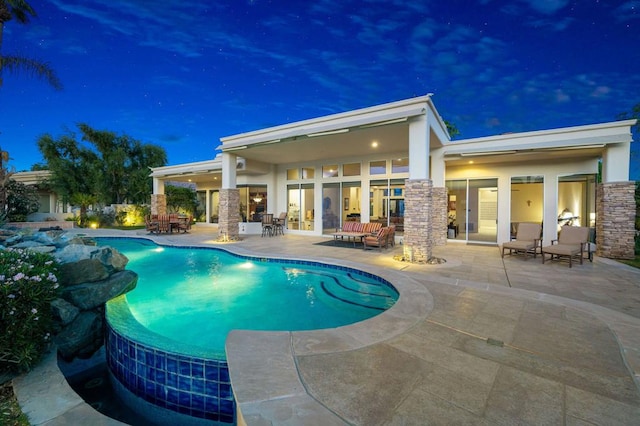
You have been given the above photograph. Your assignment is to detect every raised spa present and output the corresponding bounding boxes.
[100,238,398,424]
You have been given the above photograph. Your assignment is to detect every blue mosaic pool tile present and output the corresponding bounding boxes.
[154,352,166,369]
[219,366,230,383]
[192,378,205,394]
[205,380,218,396]
[178,390,191,406]
[191,362,204,378]
[219,383,232,399]
[192,394,205,411]
[205,396,219,412]
[166,372,178,388]
[204,363,219,381]
[166,355,178,372]
[106,294,242,423]
[178,375,191,390]
[167,388,179,405]
[179,359,191,376]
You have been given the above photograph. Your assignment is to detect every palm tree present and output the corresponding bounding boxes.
[0,0,62,89]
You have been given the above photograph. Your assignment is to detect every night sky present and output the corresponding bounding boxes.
[1,1,639,178]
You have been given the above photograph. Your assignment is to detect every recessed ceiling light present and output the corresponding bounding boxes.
[371,141,378,148]
[468,160,474,164]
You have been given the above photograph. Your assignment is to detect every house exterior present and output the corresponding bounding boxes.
[150,95,637,261]
[9,170,73,222]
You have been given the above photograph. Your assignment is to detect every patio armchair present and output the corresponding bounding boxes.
[501,222,542,259]
[145,215,159,234]
[387,225,396,247]
[157,215,171,234]
[176,215,192,233]
[541,225,590,268]
[363,227,390,250]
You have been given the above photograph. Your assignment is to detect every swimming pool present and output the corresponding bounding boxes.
[100,237,398,424]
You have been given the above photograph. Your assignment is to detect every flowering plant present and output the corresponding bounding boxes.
[0,249,60,373]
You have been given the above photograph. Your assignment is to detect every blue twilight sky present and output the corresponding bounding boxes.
[1,0,639,178]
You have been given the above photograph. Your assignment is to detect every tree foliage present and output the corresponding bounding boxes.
[5,179,39,221]
[445,120,460,138]
[37,124,167,209]
[165,184,198,215]
[0,0,62,89]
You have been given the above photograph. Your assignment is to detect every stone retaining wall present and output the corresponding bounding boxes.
[8,221,75,229]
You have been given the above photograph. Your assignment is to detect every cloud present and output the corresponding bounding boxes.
[612,1,640,21]
[525,16,574,31]
[519,0,570,15]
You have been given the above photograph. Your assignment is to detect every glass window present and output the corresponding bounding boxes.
[302,167,314,179]
[370,160,386,175]
[392,158,409,174]
[238,185,267,222]
[287,168,299,180]
[287,183,314,231]
[322,164,339,178]
[510,176,543,237]
[558,174,596,230]
[322,183,340,233]
[343,163,361,176]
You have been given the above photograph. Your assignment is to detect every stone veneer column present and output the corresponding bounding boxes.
[596,182,636,260]
[431,186,447,247]
[403,179,433,263]
[151,194,166,215]
[218,188,240,241]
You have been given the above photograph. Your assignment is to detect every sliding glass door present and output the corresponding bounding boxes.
[446,178,498,243]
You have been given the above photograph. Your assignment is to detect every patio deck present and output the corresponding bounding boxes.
[13,226,640,425]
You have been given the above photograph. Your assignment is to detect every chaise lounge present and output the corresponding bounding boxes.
[541,225,590,268]
[501,222,542,260]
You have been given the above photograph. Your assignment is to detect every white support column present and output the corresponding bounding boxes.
[408,115,429,180]
[222,153,238,189]
[430,147,445,186]
[601,143,630,183]
[153,177,165,195]
[205,190,211,224]
[543,174,558,244]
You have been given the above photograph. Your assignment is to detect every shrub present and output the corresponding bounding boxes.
[0,249,60,373]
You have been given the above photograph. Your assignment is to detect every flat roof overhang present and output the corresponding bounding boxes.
[218,95,450,165]
[442,119,636,166]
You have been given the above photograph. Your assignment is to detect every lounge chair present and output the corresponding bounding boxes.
[501,222,542,259]
[363,227,390,250]
[541,225,590,268]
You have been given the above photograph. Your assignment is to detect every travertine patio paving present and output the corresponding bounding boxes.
[14,227,640,425]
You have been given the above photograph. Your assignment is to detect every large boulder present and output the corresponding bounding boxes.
[51,298,80,327]
[55,245,129,285]
[54,311,103,360]
[61,270,138,310]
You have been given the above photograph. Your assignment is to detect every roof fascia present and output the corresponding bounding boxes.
[149,157,223,178]
[443,120,636,156]
[220,95,434,150]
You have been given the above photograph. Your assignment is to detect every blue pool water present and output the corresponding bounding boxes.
[98,237,398,424]
[99,238,398,357]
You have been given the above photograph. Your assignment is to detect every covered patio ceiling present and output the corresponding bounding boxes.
[222,121,416,165]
